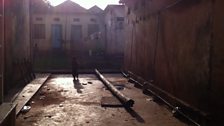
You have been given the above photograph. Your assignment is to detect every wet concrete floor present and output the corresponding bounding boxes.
[16,74,190,126]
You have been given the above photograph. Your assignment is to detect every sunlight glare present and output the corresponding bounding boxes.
[47,0,120,9]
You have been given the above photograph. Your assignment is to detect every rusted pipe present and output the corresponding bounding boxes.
[95,69,134,107]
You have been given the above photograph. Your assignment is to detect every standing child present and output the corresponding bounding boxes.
[72,57,79,81]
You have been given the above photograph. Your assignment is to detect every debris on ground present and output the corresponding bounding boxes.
[44,115,52,118]
[88,82,93,84]
[21,106,31,113]
[172,107,181,117]
[39,96,45,100]
[16,74,188,126]
[146,98,153,102]
[23,115,33,120]
[114,85,125,90]
[82,83,87,85]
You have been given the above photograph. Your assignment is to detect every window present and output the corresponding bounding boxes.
[88,24,99,36]
[36,17,43,21]
[33,24,45,39]
[73,18,80,22]
[71,25,82,42]
[54,17,60,21]
[116,17,124,30]
[117,22,124,30]
[90,18,96,22]
[117,17,124,22]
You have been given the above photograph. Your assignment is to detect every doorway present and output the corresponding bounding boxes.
[71,25,82,54]
[51,24,68,69]
[52,24,62,49]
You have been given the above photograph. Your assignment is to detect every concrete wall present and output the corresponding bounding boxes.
[123,0,224,117]
[0,0,4,104]
[105,6,125,55]
[210,0,224,116]
[4,0,31,95]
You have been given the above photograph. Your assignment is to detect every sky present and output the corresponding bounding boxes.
[47,0,120,9]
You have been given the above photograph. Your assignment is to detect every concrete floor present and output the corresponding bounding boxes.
[16,74,190,126]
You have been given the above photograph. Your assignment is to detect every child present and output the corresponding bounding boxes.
[72,57,79,81]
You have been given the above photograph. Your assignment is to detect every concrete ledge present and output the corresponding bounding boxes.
[0,103,16,126]
[13,73,51,115]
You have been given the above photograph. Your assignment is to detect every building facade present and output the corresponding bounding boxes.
[31,0,105,70]
[104,5,125,55]
[32,0,104,55]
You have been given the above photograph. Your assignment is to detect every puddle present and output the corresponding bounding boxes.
[104,84,125,91]
[114,85,125,90]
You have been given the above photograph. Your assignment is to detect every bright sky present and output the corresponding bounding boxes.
[47,0,120,9]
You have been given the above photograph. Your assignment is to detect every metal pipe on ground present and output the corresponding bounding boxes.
[143,82,201,126]
[127,75,201,126]
[121,71,129,78]
[95,69,135,108]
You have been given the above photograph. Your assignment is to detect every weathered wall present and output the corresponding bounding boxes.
[0,0,4,103]
[210,0,224,116]
[105,5,125,55]
[123,0,223,116]
[4,0,31,94]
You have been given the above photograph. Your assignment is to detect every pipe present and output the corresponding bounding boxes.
[143,83,200,126]
[95,69,134,107]
[121,71,129,78]
[129,77,201,126]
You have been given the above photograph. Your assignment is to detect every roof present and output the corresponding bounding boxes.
[52,0,87,13]
[104,5,125,17]
[31,0,87,14]
[119,0,132,3]
[31,0,51,13]
[104,4,125,12]
[88,5,103,14]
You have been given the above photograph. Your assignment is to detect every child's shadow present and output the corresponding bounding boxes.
[73,79,84,93]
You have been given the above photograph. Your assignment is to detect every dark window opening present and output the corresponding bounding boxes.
[54,18,60,21]
[88,24,99,36]
[71,25,82,42]
[33,24,45,39]
[90,18,97,22]
[117,22,124,30]
[73,18,80,22]
[36,17,43,21]
[117,17,124,22]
